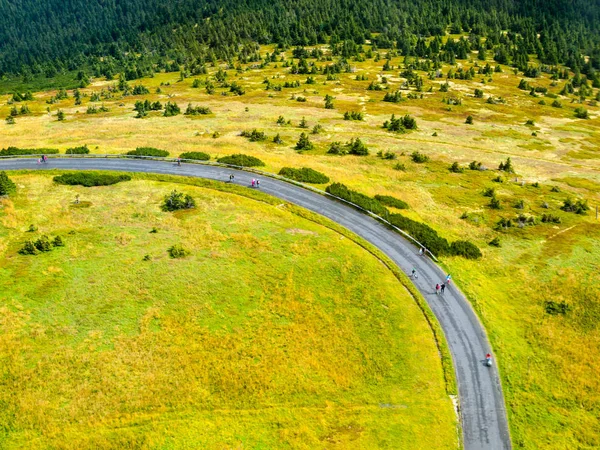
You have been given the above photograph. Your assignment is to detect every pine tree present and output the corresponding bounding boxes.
[295,133,313,151]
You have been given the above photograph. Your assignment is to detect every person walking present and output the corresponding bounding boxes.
[411,268,418,279]
[446,274,451,285]
[440,283,446,294]
[229,174,234,183]
[435,283,440,295]
[419,247,424,256]
[256,179,260,188]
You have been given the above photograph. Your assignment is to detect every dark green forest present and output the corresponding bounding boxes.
[1,0,599,84]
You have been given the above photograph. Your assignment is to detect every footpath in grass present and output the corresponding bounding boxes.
[0,174,457,449]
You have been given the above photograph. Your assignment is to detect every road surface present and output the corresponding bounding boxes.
[0,158,512,449]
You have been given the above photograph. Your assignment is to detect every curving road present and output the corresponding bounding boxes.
[1,158,511,449]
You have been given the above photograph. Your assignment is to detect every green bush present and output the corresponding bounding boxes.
[34,235,52,252]
[162,190,196,211]
[326,183,389,216]
[66,145,90,154]
[544,301,570,315]
[411,151,429,163]
[217,154,265,167]
[240,129,267,142]
[388,214,451,257]
[450,240,482,259]
[53,236,65,247]
[54,172,131,187]
[126,147,169,157]
[168,244,189,258]
[0,147,59,156]
[279,167,330,184]
[179,151,210,161]
[295,133,314,151]
[489,237,501,247]
[19,241,38,255]
[449,162,464,173]
[561,198,589,214]
[374,195,409,209]
[0,171,17,196]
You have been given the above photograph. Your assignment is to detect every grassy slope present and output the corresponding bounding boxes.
[1,45,599,448]
[0,174,457,449]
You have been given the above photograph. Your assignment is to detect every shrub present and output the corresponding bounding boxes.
[19,241,38,255]
[184,104,211,115]
[483,187,495,197]
[393,163,406,171]
[54,172,131,187]
[327,142,345,155]
[240,129,267,142]
[163,101,181,117]
[474,88,484,98]
[326,183,389,217]
[574,107,589,119]
[492,176,504,183]
[551,186,561,193]
[561,198,589,214]
[465,115,474,124]
[469,161,482,170]
[295,133,314,151]
[127,147,169,157]
[388,213,451,257]
[0,171,17,196]
[279,167,330,184]
[489,237,501,247]
[489,196,501,209]
[311,124,323,135]
[544,301,570,315]
[551,99,562,108]
[411,151,429,163]
[449,162,464,173]
[66,145,90,154]
[217,154,265,167]
[344,111,363,121]
[374,195,409,209]
[0,147,59,156]
[273,133,283,144]
[168,244,189,258]
[514,199,525,209]
[450,240,482,259]
[541,214,561,224]
[52,236,64,247]
[376,150,396,160]
[34,235,52,252]
[179,151,210,161]
[346,138,369,156]
[383,114,417,132]
[162,190,196,211]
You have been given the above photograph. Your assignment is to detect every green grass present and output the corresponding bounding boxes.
[0,173,457,449]
[1,42,599,448]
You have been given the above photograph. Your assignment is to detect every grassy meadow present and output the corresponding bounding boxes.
[0,174,458,449]
[1,42,600,448]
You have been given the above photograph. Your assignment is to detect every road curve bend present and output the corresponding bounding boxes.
[1,158,511,449]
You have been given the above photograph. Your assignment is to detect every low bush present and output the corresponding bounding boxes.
[162,190,196,211]
[0,171,17,196]
[19,235,64,255]
[126,147,169,157]
[279,167,330,184]
[393,163,406,171]
[374,195,409,210]
[168,244,189,258]
[388,214,451,257]
[450,240,482,259]
[449,162,464,173]
[66,145,90,154]
[179,151,210,161]
[411,151,429,163]
[54,172,131,187]
[217,154,265,167]
[240,129,267,142]
[0,147,59,156]
[326,183,389,216]
[544,301,570,315]
[561,198,589,214]
[489,195,501,209]
[541,214,561,224]
[483,187,495,197]
[489,237,501,247]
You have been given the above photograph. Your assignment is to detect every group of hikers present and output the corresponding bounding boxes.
[411,248,452,296]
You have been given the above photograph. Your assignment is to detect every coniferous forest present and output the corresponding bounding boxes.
[1,0,600,84]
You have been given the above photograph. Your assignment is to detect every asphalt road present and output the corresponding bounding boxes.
[1,158,512,449]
